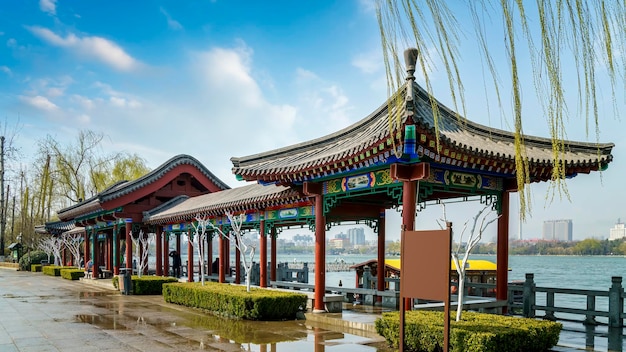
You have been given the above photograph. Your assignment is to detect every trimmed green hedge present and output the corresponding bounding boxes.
[375,310,562,352]
[163,282,308,320]
[60,268,85,280]
[42,265,77,276]
[31,264,42,272]
[112,275,179,295]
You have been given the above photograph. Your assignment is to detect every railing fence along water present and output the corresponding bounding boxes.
[507,273,624,352]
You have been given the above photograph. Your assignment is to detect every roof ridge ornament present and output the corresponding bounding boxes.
[404,47,418,120]
[401,48,419,161]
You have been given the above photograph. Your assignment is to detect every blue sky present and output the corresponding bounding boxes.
[1,0,624,241]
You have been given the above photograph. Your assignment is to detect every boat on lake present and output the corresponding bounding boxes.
[351,258,499,296]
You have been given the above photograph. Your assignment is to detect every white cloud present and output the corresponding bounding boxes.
[27,26,141,71]
[39,0,57,15]
[296,67,318,81]
[109,96,142,108]
[160,7,183,31]
[46,87,65,97]
[71,95,94,109]
[357,0,376,14]
[77,114,91,124]
[187,45,298,153]
[352,52,381,74]
[6,38,16,48]
[19,95,59,111]
[0,66,10,75]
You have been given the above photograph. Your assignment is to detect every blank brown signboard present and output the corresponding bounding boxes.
[401,229,451,300]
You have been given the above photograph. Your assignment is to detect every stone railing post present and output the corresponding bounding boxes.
[523,273,536,318]
[363,266,372,289]
[608,276,624,328]
[302,262,309,283]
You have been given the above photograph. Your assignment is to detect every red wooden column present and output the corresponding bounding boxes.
[106,233,112,270]
[496,190,511,308]
[156,227,163,276]
[260,219,267,287]
[187,229,194,282]
[207,233,213,275]
[92,229,99,278]
[377,209,386,304]
[125,222,132,270]
[163,232,170,276]
[225,235,230,277]
[391,162,429,311]
[270,227,277,282]
[62,247,67,266]
[218,227,225,283]
[304,182,326,313]
[113,224,119,275]
[84,230,90,265]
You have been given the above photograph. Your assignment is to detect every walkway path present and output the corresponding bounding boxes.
[0,267,607,351]
[0,268,389,351]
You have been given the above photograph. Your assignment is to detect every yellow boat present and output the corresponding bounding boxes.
[350,258,499,296]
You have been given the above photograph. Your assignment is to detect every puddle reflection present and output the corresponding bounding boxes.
[75,300,394,351]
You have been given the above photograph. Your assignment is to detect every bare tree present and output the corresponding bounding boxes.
[37,236,54,263]
[208,212,255,292]
[190,215,211,285]
[130,231,153,277]
[62,232,83,268]
[439,204,499,321]
[40,236,64,266]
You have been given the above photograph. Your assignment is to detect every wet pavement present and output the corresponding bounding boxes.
[1,267,618,351]
[0,268,391,351]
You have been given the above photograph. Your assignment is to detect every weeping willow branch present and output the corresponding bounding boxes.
[376,0,625,219]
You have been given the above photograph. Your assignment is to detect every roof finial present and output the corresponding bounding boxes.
[403,48,419,121]
[404,47,419,81]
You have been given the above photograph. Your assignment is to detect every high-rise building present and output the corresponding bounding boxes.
[609,219,626,241]
[542,219,573,241]
[347,227,366,246]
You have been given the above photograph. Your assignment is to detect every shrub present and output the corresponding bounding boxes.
[375,310,562,352]
[31,264,42,272]
[42,265,77,276]
[60,268,85,280]
[18,250,48,271]
[163,282,308,320]
[112,275,178,294]
[134,276,179,295]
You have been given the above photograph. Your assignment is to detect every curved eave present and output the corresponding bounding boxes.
[100,154,230,203]
[57,199,103,222]
[231,82,614,184]
[144,183,304,225]
[38,220,77,236]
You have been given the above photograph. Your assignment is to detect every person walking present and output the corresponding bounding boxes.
[169,251,181,278]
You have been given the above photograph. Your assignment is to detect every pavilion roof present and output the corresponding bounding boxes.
[35,220,77,236]
[57,154,230,221]
[143,183,304,225]
[231,82,614,184]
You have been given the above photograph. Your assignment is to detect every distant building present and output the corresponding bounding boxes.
[609,219,626,241]
[328,238,348,249]
[347,227,366,246]
[542,219,573,241]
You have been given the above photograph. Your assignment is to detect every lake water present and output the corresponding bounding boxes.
[169,253,625,292]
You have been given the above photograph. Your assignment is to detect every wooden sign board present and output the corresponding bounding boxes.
[400,226,452,352]
[401,228,452,300]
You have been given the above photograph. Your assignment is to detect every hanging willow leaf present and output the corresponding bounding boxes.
[376,0,624,219]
